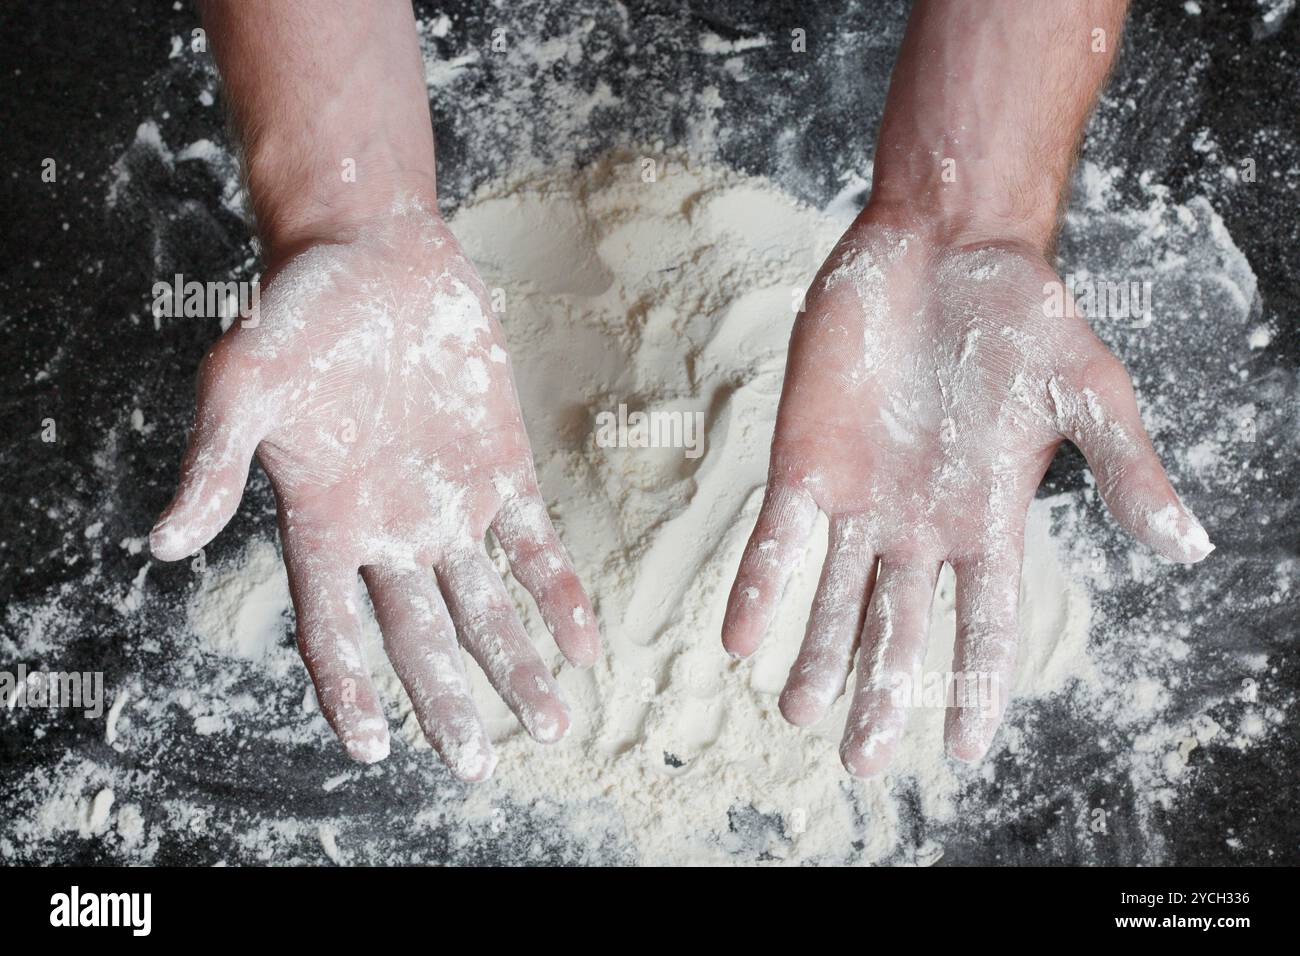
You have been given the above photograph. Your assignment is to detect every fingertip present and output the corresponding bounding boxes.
[148,474,243,561]
[510,666,572,744]
[1144,503,1215,564]
[838,726,898,778]
[343,727,391,765]
[454,754,498,783]
[1177,516,1215,563]
[440,735,498,783]
[564,628,601,668]
[722,630,757,660]
[553,593,602,667]
[513,560,602,667]
[722,488,818,660]
[721,593,765,659]
[148,519,189,562]
[778,684,827,728]
[528,698,571,744]
[945,738,989,764]
[150,516,219,563]
[944,703,1006,763]
[944,724,992,764]
[839,741,888,779]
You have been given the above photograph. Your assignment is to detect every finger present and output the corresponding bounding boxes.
[722,485,819,658]
[840,560,939,777]
[944,548,1022,762]
[1049,367,1212,563]
[491,489,600,667]
[363,566,496,782]
[283,545,389,764]
[779,516,877,726]
[436,549,571,744]
[150,337,277,561]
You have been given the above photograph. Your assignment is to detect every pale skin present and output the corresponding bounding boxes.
[156,1,1212,783]
[152,1,599,781]
[723,0,1214,776]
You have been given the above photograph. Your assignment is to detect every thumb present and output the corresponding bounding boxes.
[1050,354,1213,564]
[150,338,275,561]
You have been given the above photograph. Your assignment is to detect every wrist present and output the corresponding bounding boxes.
[862,0,1127,256]
[854,197,1050,257]
[200,0,440,265]
[865,161,1063,255]
[248,138,437,266]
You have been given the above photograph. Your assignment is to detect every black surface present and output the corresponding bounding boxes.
[0,0,1296,865]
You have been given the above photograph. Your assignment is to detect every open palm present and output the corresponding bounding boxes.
[723,216,1212,776]
[151,204,599,781]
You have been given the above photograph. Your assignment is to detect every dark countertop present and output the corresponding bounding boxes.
[0,0,1296,865]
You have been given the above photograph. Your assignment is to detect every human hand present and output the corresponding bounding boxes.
[722,212,1212,776]
[150,203,600,781]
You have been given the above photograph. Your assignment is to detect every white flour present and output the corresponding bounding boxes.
[182,154,1097,864]
[5,4,1289,861]
[4,147,1284,866]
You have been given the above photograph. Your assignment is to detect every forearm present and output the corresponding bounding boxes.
[867,0,1129,250]
[200,0,436,262]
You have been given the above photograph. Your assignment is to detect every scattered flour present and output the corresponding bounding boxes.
[3,6,1291,864]
[182,156,1097,864]
[190,540,294,672]
[3,146,1289,865]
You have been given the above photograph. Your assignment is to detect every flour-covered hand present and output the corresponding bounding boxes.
[722,213,1212,775]
[151,205,599,781]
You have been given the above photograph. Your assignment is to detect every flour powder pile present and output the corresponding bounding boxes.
[186,152,1095,864]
